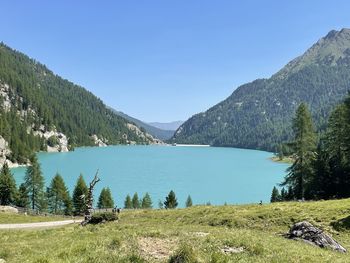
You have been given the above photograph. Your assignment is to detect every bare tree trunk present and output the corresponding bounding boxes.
[81,170,100,226]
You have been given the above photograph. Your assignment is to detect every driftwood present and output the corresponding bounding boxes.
[287,221,346,253]
[81,170,100,226]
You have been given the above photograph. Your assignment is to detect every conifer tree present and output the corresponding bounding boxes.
[15,183,30,208]
[24,155,45,210]
[141,192,152,209]
[132,192,140,209]
[270,186,281,202]
[72,174,88,215]
[97,187,115,209]
[164,190,178,209]
[185,195,193,207]
[47,173,71,214]
[0,163,17,205]
[281,103,317,200]
[124,194,132,209]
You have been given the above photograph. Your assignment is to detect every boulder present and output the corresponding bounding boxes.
[0,206,18,213]
[287,221,346,253]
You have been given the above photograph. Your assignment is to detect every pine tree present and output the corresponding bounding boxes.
[132,192,140,209]
[47,173,71,214]
[164,190,178,209]
[15,183,30,208]
[270,186,281,202]
[24,155,45,210]
[280,188,286,201]
[185,195,193,207]
[124,194,132,209]
[281,103,317,200]
[0,163,17,205]
[158,199,164,209]
[97,187,115,209]
[72,174,88,215]
[141,192,152,209]
[323,104,349,198]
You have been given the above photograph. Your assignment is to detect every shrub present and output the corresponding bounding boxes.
[89,212,118,224]
[47,135,59,147]
[168,244,199,263]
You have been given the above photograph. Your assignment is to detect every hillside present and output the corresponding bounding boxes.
[1,199,350,262]
[111,109,175,140]
[0,43,155,165]
[171,28,350,151]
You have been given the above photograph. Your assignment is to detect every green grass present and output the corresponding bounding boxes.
[270,156,294,164]
[0,213,70,224]
[1,199,350,262]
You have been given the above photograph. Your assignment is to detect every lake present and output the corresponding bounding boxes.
[11,145,289,208]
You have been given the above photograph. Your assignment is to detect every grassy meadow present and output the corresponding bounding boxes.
[1,199,350,262]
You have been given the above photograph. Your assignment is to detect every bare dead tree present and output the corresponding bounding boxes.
[81,170,100,226]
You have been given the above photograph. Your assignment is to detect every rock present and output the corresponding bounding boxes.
[220,246,244,254]
[287,221,346,253]
[0,206,18,213]
[0,258,6,263]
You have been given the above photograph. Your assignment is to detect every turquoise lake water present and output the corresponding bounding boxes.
[11,145,289,208]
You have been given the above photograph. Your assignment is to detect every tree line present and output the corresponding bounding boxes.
[0,156,116,215]
[123,191,193,209]
[271,93,350,202]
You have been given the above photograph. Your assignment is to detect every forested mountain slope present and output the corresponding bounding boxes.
[171,28,350,151]
[0,43,155,164]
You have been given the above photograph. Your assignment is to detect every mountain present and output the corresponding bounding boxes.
[0,43,155,165]
[109,109,175,140]
[148,121,184,131]
[171,28,350,151]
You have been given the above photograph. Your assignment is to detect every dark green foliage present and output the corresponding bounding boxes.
[307,95,350,200]
[46,173,71,215]
[24,155,45,210]
[278,93,350,201]
[171,29,350,152]
[47,136,58,147]
[141,192,152,209]
[72,174,88,215]
[0,43,152,163]
[0,163,17,205]
[164,190,178,209]
[270,187,281,203]
[97,187,115,209]
[15,183,30,208]
[124,194,132,209]
[132,193,140,209]
[281,103,317,199]
[89,212,118,224]
[185,195,193,207]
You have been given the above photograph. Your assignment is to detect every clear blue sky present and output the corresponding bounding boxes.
[1,1,350,122]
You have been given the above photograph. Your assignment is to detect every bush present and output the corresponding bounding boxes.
[47,136,59,147]
[89,212,118,224]
[168,244,199,263]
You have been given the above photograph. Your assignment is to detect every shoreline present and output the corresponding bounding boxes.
[171,144,211,147]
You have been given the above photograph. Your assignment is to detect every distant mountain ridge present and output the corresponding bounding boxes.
[148,121,184,131]
[110,109,175,140]
[171,28,350,151]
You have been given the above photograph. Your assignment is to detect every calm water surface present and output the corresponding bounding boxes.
[11,145,289,207]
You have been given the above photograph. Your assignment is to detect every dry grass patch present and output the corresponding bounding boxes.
[138,236,178,260]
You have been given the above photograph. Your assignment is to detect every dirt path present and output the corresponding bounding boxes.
[0,219,82,230]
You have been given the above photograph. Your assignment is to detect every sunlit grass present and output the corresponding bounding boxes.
[1,199,350,262]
